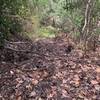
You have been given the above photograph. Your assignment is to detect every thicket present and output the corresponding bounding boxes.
[0,0,28,45]
[0,0,100,49]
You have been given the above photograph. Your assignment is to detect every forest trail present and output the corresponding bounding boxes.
[0,36,100,100]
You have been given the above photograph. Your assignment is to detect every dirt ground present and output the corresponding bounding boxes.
[0,36,100,100]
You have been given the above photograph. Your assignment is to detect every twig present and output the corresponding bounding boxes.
[4,46,31,52]
[4,40,31,44]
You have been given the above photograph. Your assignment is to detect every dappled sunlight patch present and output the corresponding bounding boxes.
[38,27,56,38]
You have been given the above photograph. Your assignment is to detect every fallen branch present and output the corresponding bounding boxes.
[4,46,31,52]
[4,40,31,44]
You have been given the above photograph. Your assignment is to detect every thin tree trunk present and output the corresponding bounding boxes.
[81,0,91,38]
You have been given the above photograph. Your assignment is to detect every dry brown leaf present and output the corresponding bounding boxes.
[30,91,36,97]
[74,80,80,86]
[16,78,23,84]
[74,75,80,80]
[96,75,100,81]
[91,80,98,85]
[73,75,80,86]
[32,71,41,79]
[96,67,100,73]
[62,89,68,97]
[17,96,21,100]
[10,70,14,75]
[38,98,43,100]
[62,79,67,84]
[42,70,48,78]
[26,84,32,91]
[31,79,38,85]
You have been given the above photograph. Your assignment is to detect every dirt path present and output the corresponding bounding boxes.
[0,37,100,100]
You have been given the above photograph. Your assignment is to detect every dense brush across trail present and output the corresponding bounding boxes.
[0,36,100,100]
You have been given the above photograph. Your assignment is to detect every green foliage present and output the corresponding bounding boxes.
[0,0,100,46]
[47,0,99,36]
[38,27,56,38]
[0,0,30,46]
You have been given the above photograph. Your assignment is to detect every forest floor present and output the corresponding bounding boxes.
[0,36,100,100]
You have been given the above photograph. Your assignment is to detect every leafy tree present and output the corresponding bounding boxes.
[0,0,29,46]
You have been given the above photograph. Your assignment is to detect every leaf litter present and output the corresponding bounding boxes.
[0,36,100,100]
